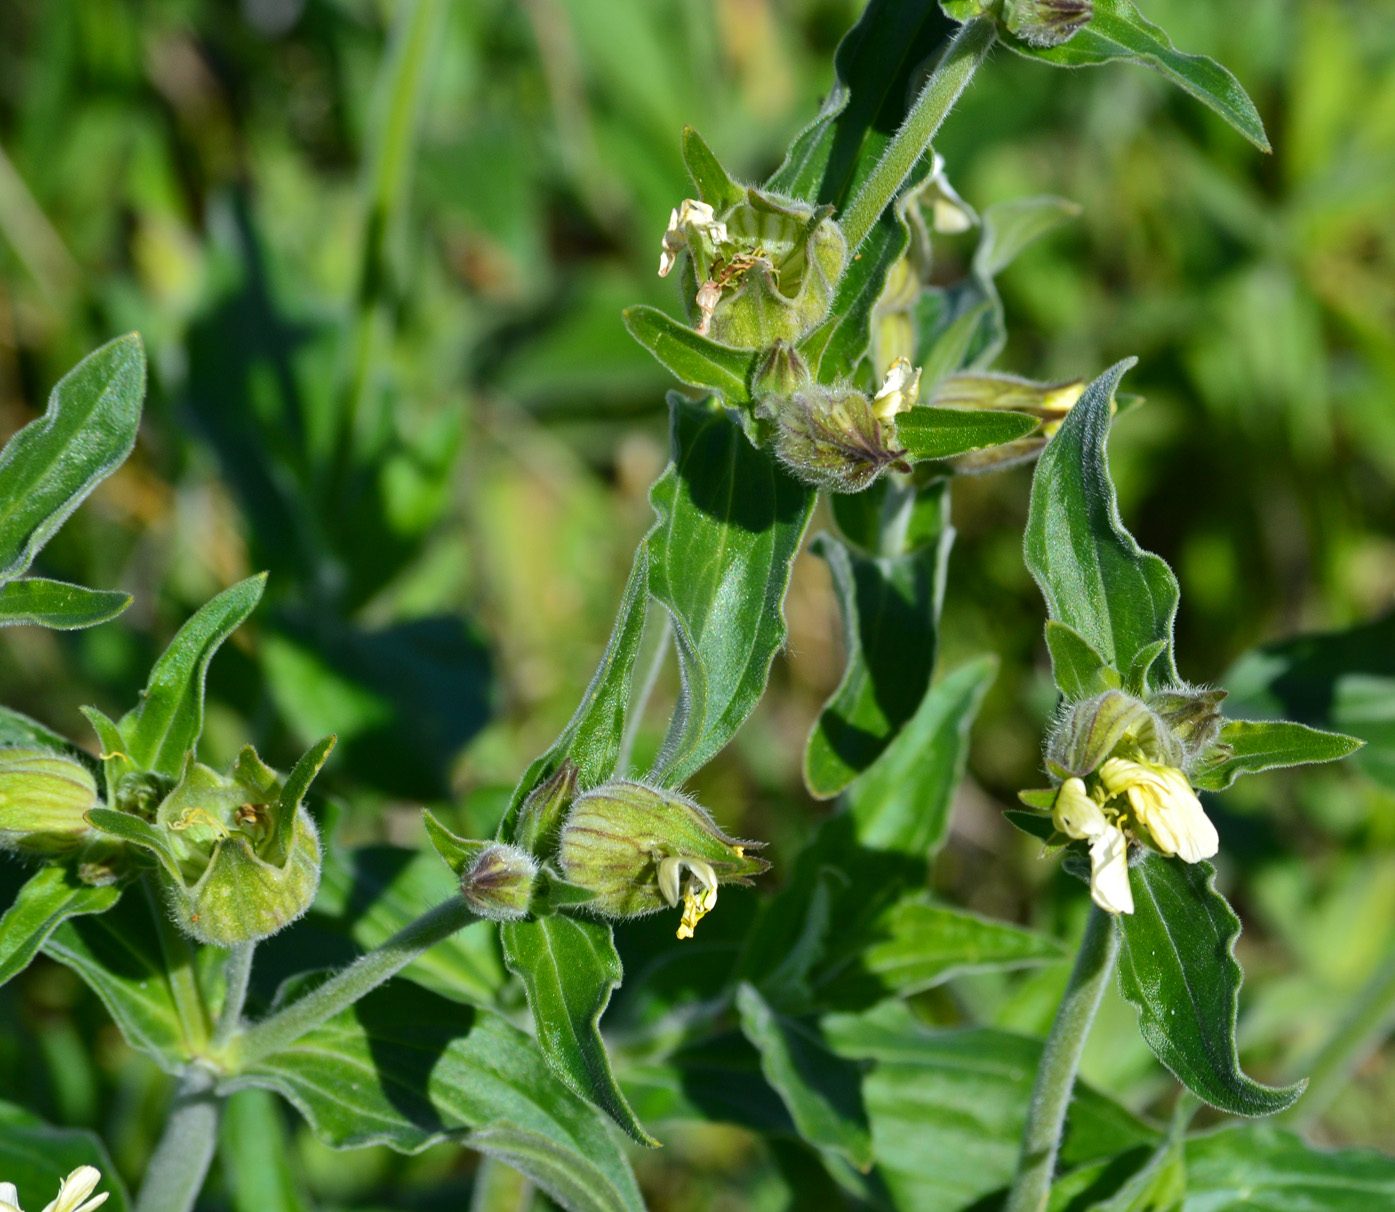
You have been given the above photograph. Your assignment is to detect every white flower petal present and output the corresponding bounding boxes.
[1053,777,1109,841]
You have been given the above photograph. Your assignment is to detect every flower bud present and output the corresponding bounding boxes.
[1148,687,1227,764]
[1003,0,1093,47]
[0,748,98,856]
[1047,691,1162,778]
[756,383,908,494]
[460,843,539,921]
[513,761,580,854]
[557,781,766,938]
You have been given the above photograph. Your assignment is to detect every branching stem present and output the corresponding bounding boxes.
[227,896,476,1068]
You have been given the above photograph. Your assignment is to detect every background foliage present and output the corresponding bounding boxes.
[1,0,1393,1207]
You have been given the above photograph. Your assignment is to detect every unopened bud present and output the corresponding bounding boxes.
[757,384,908,494]
[1148,687,1227,763]
[0,749,98,856]
[1004,0,1094,47]
[557,781,766,937]
[461,843,539,921]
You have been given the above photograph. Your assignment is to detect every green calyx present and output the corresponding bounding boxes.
[941,0,1092,48]
[0,747,99,856]
[1046,686,1227,781]
[86,739,332,945]
[556,781,767,924]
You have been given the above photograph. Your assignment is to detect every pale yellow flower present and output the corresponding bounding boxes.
[1100,756,1218,864]
[870,357,923,420]
[1052,776,1109,841]
[0,1168,110,1212]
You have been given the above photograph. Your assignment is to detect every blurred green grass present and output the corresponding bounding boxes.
[1,0,1394,1206]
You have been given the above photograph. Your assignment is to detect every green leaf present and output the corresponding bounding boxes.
[1223,611,1395,790]
[0,1101,130,1212]
[738,659,996,1005]
[767,0,955,208]
[803,525,949,799]
[999,0,1271,152]
[648,400,815,787]
[1116,852,1304,1116]
[307,843,506,1007]
[1183,1123,1395,1209]
[682,127,746,212]
[735,982,873,1171]
[821,1004,1156,1212]
[850,897,1067,1000]
[43,881,196,1071]
[0,578,131,629]
[500,915,655,1147]
[1024,359,1180,691]
[1046,619,1121,700]
[230,981,646,1212]
[0,333,145,583]
[423,808,487,876]
[1191,719,1363,791]
[0,865,121,987]
[274,735,335,854]
[622,306,757,403]
[845,656,998,856]
[85,807,184,882]
[896,406,1040,462]
[118,574,267,776]
[974,196,1082,279]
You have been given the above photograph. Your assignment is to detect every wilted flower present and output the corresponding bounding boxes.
[659,199,729,278]
[870,357,923,420]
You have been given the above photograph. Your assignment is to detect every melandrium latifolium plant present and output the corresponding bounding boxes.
[1,2,1393,1211]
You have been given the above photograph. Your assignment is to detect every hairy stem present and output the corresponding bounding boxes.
[1005,905,1120,1212]
[1283,946,1395,1129]
[134,1067,222,1212]
[210,942,256,1052]
[838,18,996,250]
[228,896,476,1068]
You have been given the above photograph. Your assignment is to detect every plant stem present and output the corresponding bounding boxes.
[146,881,211,1056]
[838,18,996,250]
[134,1067,222,1212]
[1005,905,1120,1212]
[1283,946,1395,1129]
[210,942,255,1051]
[228,896,476,1068]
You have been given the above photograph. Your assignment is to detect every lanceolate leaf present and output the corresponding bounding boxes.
[1116,852,1304,1116]
[0,578,131,629]
[622,306,757,404]
[804,526,949,799]
[648,400,815,787]
[227,982,646,1212]
[736,982,873,1171]
[0,333,145,584]
[999,0,1271,152]
[1024,359,1180,690]
[1190,719,1364,791]
[767,0,955,208]
[118,574,268,776]
[1046,619,1121,700]
[681,127,746,212]
[897,406,1039,462]
[499,915,656,1147]
[0,865,121,988]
